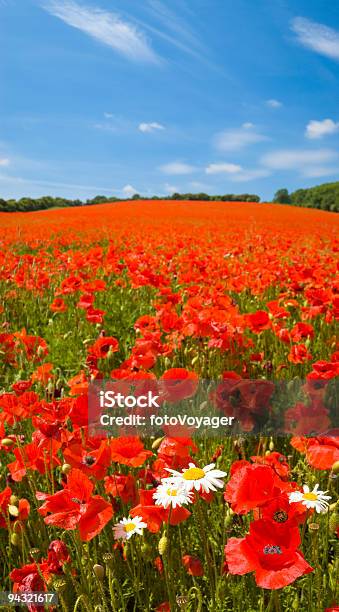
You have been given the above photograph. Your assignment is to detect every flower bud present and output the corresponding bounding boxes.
[152,437,164,450]
[61,463,72,475]
[158,535,168,556]
[331,460,339,475]
[269,438,274,451]
[8,505,19,518]
[1,438,15,448]
[9,495,19,506]
[93,564,105,580]
[11,533,20,546]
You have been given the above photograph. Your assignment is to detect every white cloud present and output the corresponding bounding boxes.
[159,161,196,175]
[261,148,338,177]
[205,162,242,175]
[262,148,337,169]
[138,122,165,133]
[230,168,271,182]
[0,173,115,192]
[122,184,138,197]
[0,158,9,166]
[214,124,267,151]
[305,118,339,139]
[164,183,178,194]
[291,17,339,61]
[301,166,338,178]
[104,112,114,119]
[266,99,282,108]
[43,0,158,63]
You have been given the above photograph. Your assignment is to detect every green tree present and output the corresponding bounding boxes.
[273,189,291,204]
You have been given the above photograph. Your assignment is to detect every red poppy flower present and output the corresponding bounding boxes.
[50,297,67,312]
[291,433,339,470]
[258,492,307,527]
[104,473,138,505]
[8,441,61,482]
[47,540,71,573]
[10,562,51,612]
[290,322,314,342]
[225,518,313,589]
[160,368,199,402]
[250,452,290,480]
[130,489,190,533]
[110,436,153,467]
[246,310,271,333]
[155,603,170,612]
[284,401,330,436]
[37,468,113,541]
[63,441,111,479]
[224,463,280,514]
[31,363,54,385]
[288,344,312,364]
[89,336,119,359]
[182,554,204,576]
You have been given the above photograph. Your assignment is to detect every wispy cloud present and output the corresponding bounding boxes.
[42,0,159,63]
[122,184,138,197]
[205,162,242,175]
[291,17,339,61]
[214,123,268,152]
[159,161,196,175]
[230,168,271,182]
[138,122,165,133]
[164,183,178,194]
[0,158,10,166]
[205,162,270,182]
[266,99,282,108]
[261,148,338,177]
[305,118,339,139]
[0,172,116,192]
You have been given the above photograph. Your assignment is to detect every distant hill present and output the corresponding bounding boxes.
[274,182,339,212]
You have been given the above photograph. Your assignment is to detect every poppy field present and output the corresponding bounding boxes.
[0,200,338,612]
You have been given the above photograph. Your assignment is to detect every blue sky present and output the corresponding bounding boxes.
[1,0,339,201]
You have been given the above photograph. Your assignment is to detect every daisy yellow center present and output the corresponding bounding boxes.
[303,492,318,501]
[167,489,178,496]
[183,467,205,480]
[124,523,136,533]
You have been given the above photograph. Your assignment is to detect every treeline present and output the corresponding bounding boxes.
[0,192,260,212]
[0,195,120,213]
[273,182,339,212]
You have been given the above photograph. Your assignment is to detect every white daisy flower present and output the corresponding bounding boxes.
[153,480,194,509]
[113,516,147,540]
[288,484,331,514]
[164,462,227,494]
